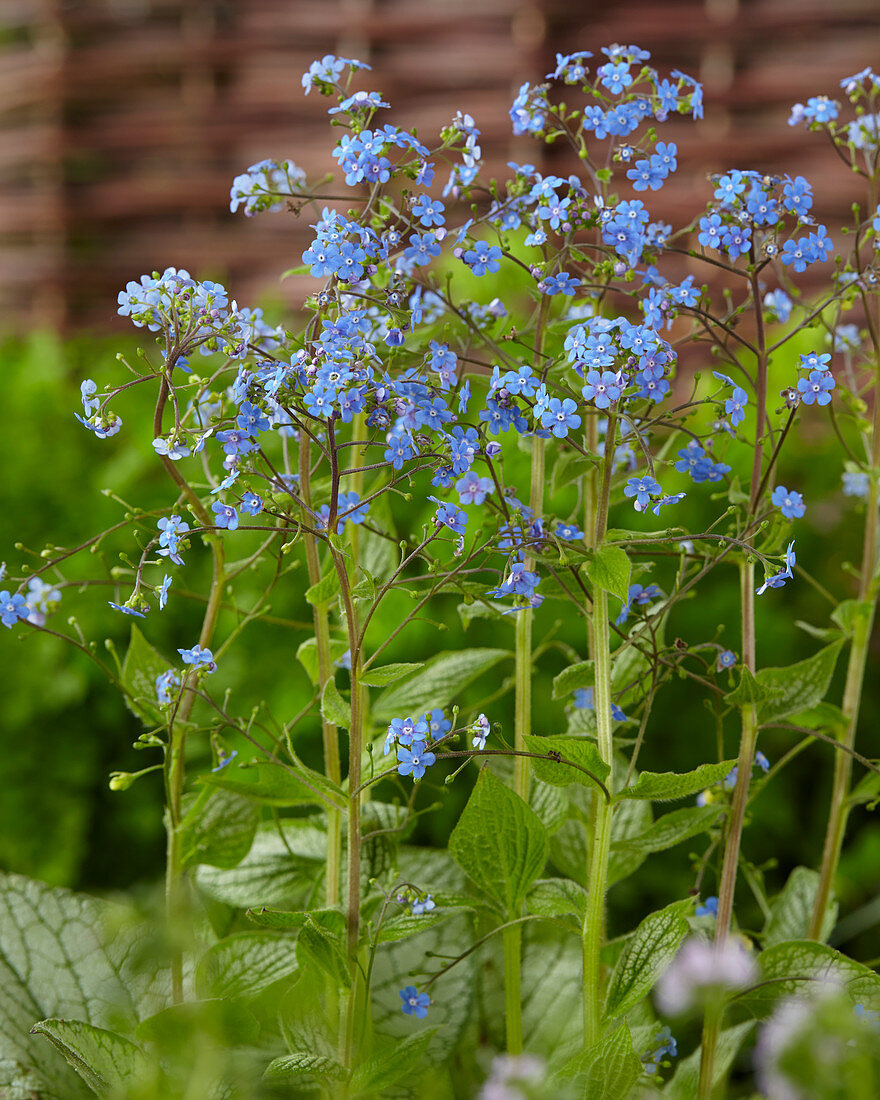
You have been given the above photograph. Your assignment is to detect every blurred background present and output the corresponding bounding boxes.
[2,0,880,961]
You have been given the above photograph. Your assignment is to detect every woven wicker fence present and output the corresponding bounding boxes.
[0,0,878,330]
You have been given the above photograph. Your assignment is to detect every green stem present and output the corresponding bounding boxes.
[503,923,523,1054]
[582,586,614,1046]
[809,477,878,939]
[299,430,342,907]
[698,559,757,1097]
[165,537,225,1003]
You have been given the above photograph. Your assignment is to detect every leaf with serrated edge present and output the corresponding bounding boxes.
[756,641,844,725]
[120,624,169,727]
[30,1020,150,1098]
[195,932,299,1000]
[617,760,737,801]
[180,788,259,870]
[763,867,837,948]
[740,940,880,1017]
[359,662,424,687]
[525,734,610,794]
[350,1028,437,1094]
[201,759,345,811]
[0,872,165,1099]
[558,1022,641,1099]
[263,1052,348,1084]
[321,678,350,729]
[610,805,722,856]
[449,769,548,915]
[604,899,692,1019]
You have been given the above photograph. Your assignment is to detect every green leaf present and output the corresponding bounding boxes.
[552,660,595,699]
[740,940,880,1017]
[200,759,346,811]
[763,866,837,948]
[558,1022,641,1099]
[526,878,588,928]
[264,1052,348,1086]
[195,932,299,1000]
[195,820,327,910]
[321,677,350,729]
[587,544,631,603]
[617,760,737,801]
[296,636,349,685]
[449,769,548,915]
[350,1028,437,1094]
[831,598,873,636]
[664,1022,754,1099]
[524,734,610,795]
[359,661,424,687]
[756,641,844,725]
[610,804,723,856]
[604,899,692,1020]
[30,1020,149,1098]
[725,666,767,709]
[120,624,169,727]
[246,906,342,932]
[372,648,512,720]
[180,788,259,870]
[0,872,159,1099]
[850,769,880,809]
[297,919,351,989]
[373,912,450,944]
[305,569,341,606]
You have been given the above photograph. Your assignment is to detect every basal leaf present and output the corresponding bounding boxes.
[195,932,299,1000]
[180,788,259,870]
[449,769,548,916]
[200,759,346,811]
[30,1020,150,1098]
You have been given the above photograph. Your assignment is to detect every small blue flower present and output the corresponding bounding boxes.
[695,896,718,918]
[211,750,239,773]
[211,502,239,531]
[399,986,431,1018]
[240,492,264,517]
[108,601,146,618]
[396,741,436,780]
[155,669,181,705]
[624,475,662,511]
[471,714,490,750]
[0,591,29,628]
[425,709,451,739]
[555,521,585,541]
[157,575,172,610]
[771,485,806,519]
[755,751,770,773]
[411,894,436,916]
[797,370,835,406]
[717,649,737,671]
[178,644,216,672]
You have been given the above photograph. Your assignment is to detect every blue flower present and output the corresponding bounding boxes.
[411,894,436,916]
[771,485,806,519]
[240,492,264,517]
[404,233,441,267]
[108,601,146,618]
[695,896,718,918]
[155,669,181,705]
[541,397,581,438]
[397,741,436,780]
[178,644,216,671]
[624,475,662,511]
[212,502,239,531]
[157,575,172,610]
[581,369,622,409]
[462,240,502,276]
[455,471,493,506]
[425,709,451,739]
[797,370,835,405]
[717,650,737,671]
[756,541,796,595]
[471,713,490,750]
[556,521,585,540]
[539,272,580,296]
[430,497,468,536]
[574,686,627,722]
[0,591,29,628]
[399,986,431,1018]
[842,471,869,497]
[211,750,239,773]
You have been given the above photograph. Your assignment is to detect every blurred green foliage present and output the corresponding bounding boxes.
[1,318,879,965]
